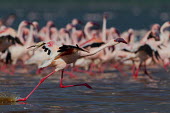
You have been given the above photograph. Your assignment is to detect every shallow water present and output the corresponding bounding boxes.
[0,67,170,113]
[0,1,170,112]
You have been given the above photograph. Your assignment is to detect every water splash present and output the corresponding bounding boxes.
[0,92,20,105]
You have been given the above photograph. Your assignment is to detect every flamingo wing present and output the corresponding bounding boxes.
[0,35,23,51]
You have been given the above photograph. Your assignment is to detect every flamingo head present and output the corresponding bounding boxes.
[72,19,83,25]
[23,21,33,25]
[32,21,40,31]
[151,24,160,32]
[103,13,109,19]
[114,38,127,44]
[47,21,55,27]
[91,22,100,27]
[66,24,73,30]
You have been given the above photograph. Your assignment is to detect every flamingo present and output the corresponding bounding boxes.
[16,37,127,101]
[84,21,100,40]
[0,21,30,73]
[0,21,38,74]
[0,35,23,52]
[122,43,161,79]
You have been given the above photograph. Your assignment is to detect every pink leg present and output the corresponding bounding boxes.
[163,62,170,72]
[73,67,95,76]
[89,63,96,71]
[9,65,15,75]
[98,66,104,73]
[60,69,92,89]
[133,68,139,79]
[143,63,153,79]
[113,64,128,76]
[133,62,142,79]
[64,71,77,78]
[36,68,45,74]
[17,70,56,101]
[1,64,9,73]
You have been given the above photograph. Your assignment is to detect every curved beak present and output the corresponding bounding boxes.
[114,38,128,44]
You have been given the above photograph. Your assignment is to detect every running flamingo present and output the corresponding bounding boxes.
[17,38,127,101]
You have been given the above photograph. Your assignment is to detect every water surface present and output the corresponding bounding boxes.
[0,67,170,113]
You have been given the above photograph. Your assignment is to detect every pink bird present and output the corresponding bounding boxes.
[17,38,127,101]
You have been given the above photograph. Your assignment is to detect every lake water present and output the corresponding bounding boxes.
[0,65,170,113]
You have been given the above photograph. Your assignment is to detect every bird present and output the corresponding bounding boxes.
[0,35,23,52]
[16,37,127,101]
[122,44,161,79]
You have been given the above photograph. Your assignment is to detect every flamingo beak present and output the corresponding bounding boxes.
[81,48,90,53]
[24,21,33,25]
[76,44,89,53]
[114,38,128,44]
[103,13,109,19]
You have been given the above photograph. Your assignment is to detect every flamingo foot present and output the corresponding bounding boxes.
[60,83,92,89]
[16,98,27,102]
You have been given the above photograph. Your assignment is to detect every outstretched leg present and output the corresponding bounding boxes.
[143,62,153,79]
[60,69,92,89]
[17,70,56,101]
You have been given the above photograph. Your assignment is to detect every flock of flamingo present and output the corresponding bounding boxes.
[0,15,170,101]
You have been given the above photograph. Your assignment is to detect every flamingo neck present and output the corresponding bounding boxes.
[84,25,91,40]
[25,25,34,46]
[80,40,119,57]
[102,17,107,42]
[17,23,26,44]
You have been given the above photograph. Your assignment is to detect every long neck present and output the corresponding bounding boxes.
[160,23,170,45]
[128,33,134,44]
[84,25,91,40]
[140,31,151,44]
[44,26,51,41]
[65,33,72,45]
[17,22,25,44]
[25,25,34,46]
[160,23,168,33]
[80,40,119,58]
[102,17,107,42]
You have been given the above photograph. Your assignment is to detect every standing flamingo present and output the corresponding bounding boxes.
[17,38,127,101]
